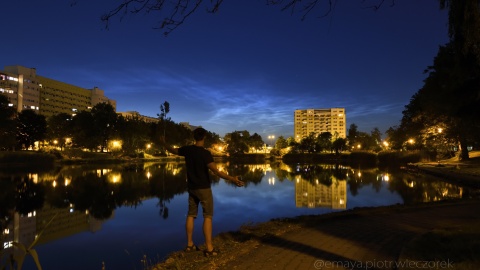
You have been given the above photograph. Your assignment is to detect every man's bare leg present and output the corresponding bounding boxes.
[203,217,213,251]
[186,216,195,246]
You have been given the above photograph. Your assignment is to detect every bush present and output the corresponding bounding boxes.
[0,151,56,172]
[378,150,434,168]
[348,151,378,168]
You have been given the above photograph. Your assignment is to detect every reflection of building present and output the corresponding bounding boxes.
[294,108,346,141]
[295,178,347,209]
[35,204,105,245]
[1,204,106,257]
[2,211,37,262]
[1,65,116,118]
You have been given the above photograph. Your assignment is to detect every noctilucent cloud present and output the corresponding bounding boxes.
[1,0,448,139]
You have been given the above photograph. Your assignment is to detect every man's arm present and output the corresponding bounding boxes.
[159,136,179,155]
[207,162,244,187]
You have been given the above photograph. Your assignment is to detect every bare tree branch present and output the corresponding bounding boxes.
[97,0,394,35]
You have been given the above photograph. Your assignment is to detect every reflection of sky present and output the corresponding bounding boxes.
[347,182,403,208]
[26,167,443,270]
[30,197,191,270]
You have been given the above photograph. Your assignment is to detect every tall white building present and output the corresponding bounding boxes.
[294,108,346,141]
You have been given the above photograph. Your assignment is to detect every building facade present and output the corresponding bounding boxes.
[0,65,116,118]
[118,111,159,123]
[294,108,346,141]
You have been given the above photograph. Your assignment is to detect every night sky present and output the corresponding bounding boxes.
[1,0,449,139]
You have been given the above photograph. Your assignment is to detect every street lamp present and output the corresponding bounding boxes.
[268,135,275,148]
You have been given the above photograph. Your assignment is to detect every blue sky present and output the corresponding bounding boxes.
[1,0,449,139]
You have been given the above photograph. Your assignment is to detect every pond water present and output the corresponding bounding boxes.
[1,161,477,270]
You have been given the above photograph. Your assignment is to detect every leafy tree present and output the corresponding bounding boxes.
[248,133,264,152]
[402,42,480,159]
[0,94,16,150]
[91,103,118,152]
[116,115,150,155]
[332,138,347,154]
[385,126,406,150]
[46,113,73,150]
[16,110,47,150]
[275,136,288,149]
[204,130,221,149]
[224,131,249,155]
[347,123,358,148]
[371,127,382,145]
[316,132,332,152]
[71,110,98,150]
[299,132,317,153]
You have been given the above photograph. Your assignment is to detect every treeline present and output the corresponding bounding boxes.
[0,98,275,157]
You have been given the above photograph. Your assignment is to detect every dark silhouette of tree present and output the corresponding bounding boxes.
[116,115,150,155]
[248,133,264,152]
[46,113,73,150]
[398,41,480,159]
[275,136,288,150]
[16,110,47,150]
[0,94,16,150]
[332,138,347,154]
[347,123,358,149]
[71,110,98,150]
[316,132,332,152]
[224,131,249,155]
[91,103,118,152]
[204,130,221,149]
[299,132,317,153]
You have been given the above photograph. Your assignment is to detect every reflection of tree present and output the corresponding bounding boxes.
[16,178,45,215]
[149,163,188,219]
[45,176,72,209]
[70,173,116,219]
[385,172,465,204]
[219,163,265,186]
[0,177,17,231]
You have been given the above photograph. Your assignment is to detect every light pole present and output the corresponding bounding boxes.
[268,135,275,148]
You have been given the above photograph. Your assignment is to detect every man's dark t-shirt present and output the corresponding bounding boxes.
[178,145,214,190]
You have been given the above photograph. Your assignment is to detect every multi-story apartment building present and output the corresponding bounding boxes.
[0,65,116,118]
[294,108,346,141]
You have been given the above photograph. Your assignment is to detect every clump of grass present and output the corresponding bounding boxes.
[399,223,480,270]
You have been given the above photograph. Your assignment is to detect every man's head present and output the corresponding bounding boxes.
[193,127,207,141]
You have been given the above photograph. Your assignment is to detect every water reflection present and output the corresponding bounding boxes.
[0,162,475,269]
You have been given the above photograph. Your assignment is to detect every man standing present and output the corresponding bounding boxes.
[160,127,244,256]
